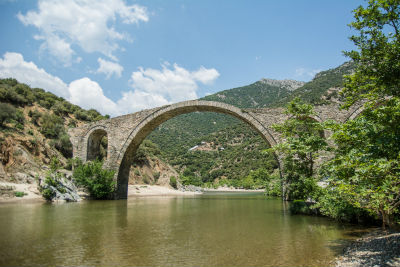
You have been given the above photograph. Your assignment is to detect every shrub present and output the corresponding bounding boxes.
[40,113,64,138]
[153,172,160,182]
[14,191,27,197]
[169,176,177,189]
[0,103,16,126]
[53,133,73,158]
[73,160,116,199]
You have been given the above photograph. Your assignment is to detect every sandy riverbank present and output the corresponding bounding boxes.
[203,186,264,192]
[128,185,201,196]
[0,182,44,203]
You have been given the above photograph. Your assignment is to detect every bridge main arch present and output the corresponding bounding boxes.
[111,100,280,199]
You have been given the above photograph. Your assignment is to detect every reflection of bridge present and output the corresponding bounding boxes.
[69,100,361,199]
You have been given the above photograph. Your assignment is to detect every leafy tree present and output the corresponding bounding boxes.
[341,0,400,107]
[269,98,328,200]
[323,99,400,228]
[73,160,116,199]
[325,0,400,228]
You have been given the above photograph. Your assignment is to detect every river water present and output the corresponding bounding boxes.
[0,192,365,267]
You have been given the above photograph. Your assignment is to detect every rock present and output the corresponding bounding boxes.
[39,174,81,202]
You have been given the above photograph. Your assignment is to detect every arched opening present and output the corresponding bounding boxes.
[86,128,108,161]
[114,102,280,199]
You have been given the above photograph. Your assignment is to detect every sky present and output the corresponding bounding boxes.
[0,0,365,117]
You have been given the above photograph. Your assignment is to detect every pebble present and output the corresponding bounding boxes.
[335,230,400,267]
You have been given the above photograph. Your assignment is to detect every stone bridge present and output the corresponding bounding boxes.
[68,100,362,199]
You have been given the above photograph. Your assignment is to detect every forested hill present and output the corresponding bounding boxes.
[202,79,305,108]
[201,61,354,108]
[146,61,355,188]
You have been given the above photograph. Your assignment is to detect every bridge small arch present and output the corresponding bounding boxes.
[86,128,108,161]
[113,101,281,199]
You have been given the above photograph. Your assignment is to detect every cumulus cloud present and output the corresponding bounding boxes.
[0,52,220,116]
[69,78,119,115]
[0,52,117,115]
[96,58,123,79]
[0,52,69,98]
[295,67,321,80]
[130,63,220,103]
[18,0,148,65]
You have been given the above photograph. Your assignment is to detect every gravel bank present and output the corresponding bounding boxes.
[335,230,400,267]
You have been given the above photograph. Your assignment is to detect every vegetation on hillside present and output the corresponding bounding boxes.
[0,78,109,164]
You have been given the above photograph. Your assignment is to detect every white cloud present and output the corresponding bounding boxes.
[0,52,69,98]
[0,52,220,116]
[69,78,119,115]
[18,0,148,65]
[0,52,117,115]
[130,63,220,103]
[117,90,169,112]
[295,67,321,80]
[96,58,123,79]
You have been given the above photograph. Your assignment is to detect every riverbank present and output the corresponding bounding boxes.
[204,186,264,192]
[334,229,400,267]
[128,185,201,196]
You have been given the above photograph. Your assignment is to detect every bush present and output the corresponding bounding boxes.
[169,176,177,189]
[0,102,16,126]
[73,160,116,199]
[53,133,73,158]
[14,191,27,197]
[40,113,64,138]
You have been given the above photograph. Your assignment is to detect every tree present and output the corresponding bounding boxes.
[326,0,400,228]
[270,98,328,200]
[341,0,400,107]
[323,99,400,228]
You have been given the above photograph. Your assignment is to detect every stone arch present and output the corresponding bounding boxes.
[85,127,108,161]
[113,100,280,199]
[346,105,365,121]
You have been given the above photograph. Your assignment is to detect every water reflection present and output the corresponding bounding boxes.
[0,193,364,267]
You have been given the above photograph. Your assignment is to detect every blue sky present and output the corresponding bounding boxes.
[0,0,364,116]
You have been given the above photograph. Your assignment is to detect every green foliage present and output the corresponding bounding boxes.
[134,140,161,162]
[276,62,354,106]
[65,157,83,171]
[73,160,116,199]
[202,80,294,108]
[323,98,400,227]
[313,187,374,223]
[289,200,316,215]
[269,98,328,200]
[14,191,27,197]
[169,176,177,189]
[342,0,400,107]
[0,102,16,126]
[53,133,73,158]
[39,113,64,139]
[50,157,61,172]
[41,188,55,201]
[321,0,400,228]
[153,172,160,182]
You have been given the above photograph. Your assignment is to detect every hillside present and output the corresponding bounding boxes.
[202,79,305,108]
[0,60,355,195]
[0,78,179,198]
[146,61,355,187]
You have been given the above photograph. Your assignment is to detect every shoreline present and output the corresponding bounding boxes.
[0,182,265,203]
[334,229,400,266]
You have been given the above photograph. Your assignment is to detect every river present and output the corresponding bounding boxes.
[0,192,366,266]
